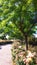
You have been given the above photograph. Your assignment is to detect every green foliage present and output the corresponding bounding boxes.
[0,0,37,40]
[16,60,25,65]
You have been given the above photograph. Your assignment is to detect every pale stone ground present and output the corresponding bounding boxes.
[0,44,12,65]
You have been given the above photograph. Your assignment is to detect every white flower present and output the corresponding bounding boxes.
[18,46,22,48]
[27,51,34,58]
[32,52,36,56]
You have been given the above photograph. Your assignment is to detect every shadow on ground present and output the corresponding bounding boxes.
[0,41,13,45]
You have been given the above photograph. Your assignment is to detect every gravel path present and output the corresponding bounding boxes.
[0,44,12,65]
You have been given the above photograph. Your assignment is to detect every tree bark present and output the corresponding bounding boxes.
[25,35,28,50]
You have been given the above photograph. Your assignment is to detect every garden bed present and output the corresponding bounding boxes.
[11,42,37,65]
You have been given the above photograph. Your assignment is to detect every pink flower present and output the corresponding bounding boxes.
[19,54,23,57]
[18,52,23,57]
[23,58,26,61]
[23,58,26,64]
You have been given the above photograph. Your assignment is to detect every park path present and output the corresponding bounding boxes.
[0,44,12,65]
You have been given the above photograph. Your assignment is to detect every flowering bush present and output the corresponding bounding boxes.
[12,43,36,65]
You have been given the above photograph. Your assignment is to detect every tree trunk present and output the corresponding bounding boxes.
[25,36,28,50]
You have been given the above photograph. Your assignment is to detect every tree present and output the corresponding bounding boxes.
[0,0,37,50]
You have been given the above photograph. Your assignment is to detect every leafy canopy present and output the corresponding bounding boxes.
[0,0,37,39]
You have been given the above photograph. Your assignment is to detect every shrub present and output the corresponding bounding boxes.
[11,43,36,65]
